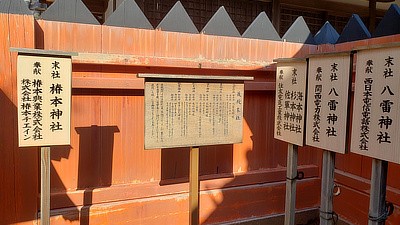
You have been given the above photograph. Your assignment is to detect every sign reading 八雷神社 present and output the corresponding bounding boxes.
[351,45,400,164]
[306,53,352,154]
[274,59,307,146]
[17,55,71,147]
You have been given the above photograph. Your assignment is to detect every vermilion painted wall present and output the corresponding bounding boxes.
[1,11,400,225]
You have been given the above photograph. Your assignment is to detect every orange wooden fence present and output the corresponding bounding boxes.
[2,11,400,225]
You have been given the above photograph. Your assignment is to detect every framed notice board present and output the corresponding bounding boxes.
[139,74,253,150]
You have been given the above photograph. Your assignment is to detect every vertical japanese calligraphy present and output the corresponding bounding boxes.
[360,77,373,150]
[377,56,394,144]
[276,70,284,136]
[144,81,244,149]
[17,55,71,147]
[274,60,307,146]
[49,61,63,132]
[306,53,352,154]
[351,46,400,164]
[21,78,33,141]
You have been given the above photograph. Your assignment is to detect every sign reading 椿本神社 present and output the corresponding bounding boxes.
[351,45,400,164]
[17,55,71,147]
[306,53,352,154]
[140,74,252,150]
[274,59,307,146]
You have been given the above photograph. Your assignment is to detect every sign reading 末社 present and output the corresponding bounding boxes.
[306,54,352,154]
[274,59,307,146]
[351,46,400,164]
[143,78,246,149]
[17,55,71,147]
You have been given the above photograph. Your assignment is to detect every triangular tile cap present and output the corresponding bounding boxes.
[104,0,153,29]
[242,12,280,41]
[372,4,400,38]
[314,21,339,45]
[201,6,240,37]
[336,14,370,44]
[0,0,32,15]
[282,16,316,45]
[156,1,198,33]
[41,0,99,25]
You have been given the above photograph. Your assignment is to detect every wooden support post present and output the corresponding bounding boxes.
[320,150,336,225]
[113,0,117,11]
[284,143,298,225]
[368,159,388,225]
[369,0,377,33]
[189,146,199,225]
[272,0,281,34]
[41,147,51,225]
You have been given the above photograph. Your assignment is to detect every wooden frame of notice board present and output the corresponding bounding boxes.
[138,73,253,225]
[306,51,354,225]
[10,47,78,225]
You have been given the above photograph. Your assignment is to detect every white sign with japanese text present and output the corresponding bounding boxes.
[274,60,307,146]
[306,55,352,154]
[351,47,400,163]
[17,55,71,147]
[144,81,244,149]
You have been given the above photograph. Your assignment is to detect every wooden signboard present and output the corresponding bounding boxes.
[274,59,308,146]
[139,74,253,150]
[273,58,307,225]
[306,52,352,154]
[11,47,76,225]
[17,55,72,147]
[140,74,252,225]
[351,45,400,164]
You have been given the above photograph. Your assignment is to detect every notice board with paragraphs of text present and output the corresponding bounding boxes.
[139,74,253,150]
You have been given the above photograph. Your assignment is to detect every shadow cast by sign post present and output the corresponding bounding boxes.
[159,144,234,186]
[75,125,120,225]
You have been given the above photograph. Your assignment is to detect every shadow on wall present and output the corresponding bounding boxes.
[49,145,79,220]
[75,125,120,225]
[199,42,320,224]
[0,89,75,223]
[0,89,38,224]
[37,127,120,224]
[200,89,284,224]
[39,125,120,224]
[0,87,121,225]
[159,144,234,185]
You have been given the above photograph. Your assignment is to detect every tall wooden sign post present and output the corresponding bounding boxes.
[306,52,353,225]
[273,58,307,225]
[11,48,76,225]
[351,43,400,225]
[140,74,253,225]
